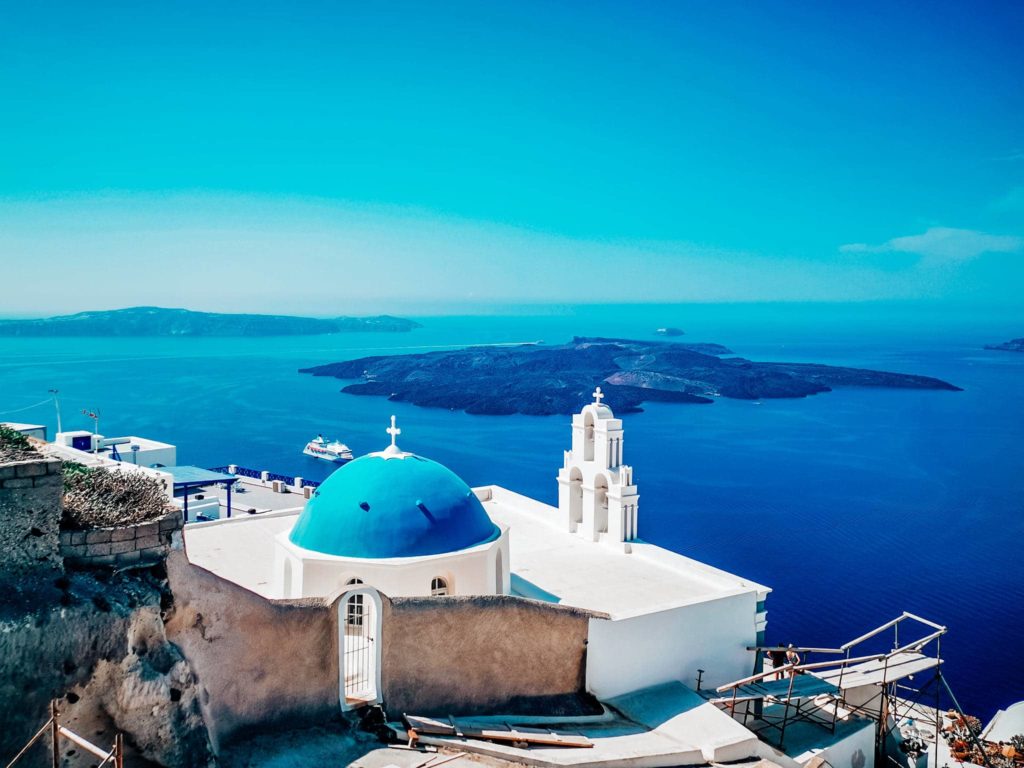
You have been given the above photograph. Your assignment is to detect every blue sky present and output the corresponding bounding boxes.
[1,1,1021,315]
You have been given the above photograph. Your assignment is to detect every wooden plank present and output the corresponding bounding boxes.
[404,714,593,749]
[405,715,456,735]
[444,727,591,748]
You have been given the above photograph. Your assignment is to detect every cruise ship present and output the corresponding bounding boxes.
[302,434,353,463]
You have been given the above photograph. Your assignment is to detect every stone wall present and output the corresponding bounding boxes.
[0,458,63,576]
[381,595,596,715]
[60,510,183,569]
[164,551,341,752]
[164,551,599,748]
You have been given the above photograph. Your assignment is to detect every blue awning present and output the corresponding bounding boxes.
[163,465,238,490]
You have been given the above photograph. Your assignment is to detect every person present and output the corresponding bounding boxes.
[786,644,802,676]
[767,644,788,680]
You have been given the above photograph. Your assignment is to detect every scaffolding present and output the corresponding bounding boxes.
[713,612,991,768]
[4,701,125,768]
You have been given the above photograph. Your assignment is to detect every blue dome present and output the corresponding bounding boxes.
[289,453,500,558]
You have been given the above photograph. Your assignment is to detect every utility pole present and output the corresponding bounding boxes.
[48,389,62,434]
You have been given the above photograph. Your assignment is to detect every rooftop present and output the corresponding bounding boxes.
[184,481,768,613]
[185,508,298,596]
[164,465,238,488]
[410,682,763,768]
[481,485,769,620]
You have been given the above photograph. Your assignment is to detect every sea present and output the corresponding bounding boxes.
[1,304,1021,720]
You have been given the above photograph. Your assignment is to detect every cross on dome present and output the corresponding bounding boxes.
[592,387,605,405]
[386,415,401,448]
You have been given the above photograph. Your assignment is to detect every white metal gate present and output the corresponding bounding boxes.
[341,591,378,705]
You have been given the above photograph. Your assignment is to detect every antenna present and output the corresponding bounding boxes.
[48,389,62,434]
[81,408,101,452]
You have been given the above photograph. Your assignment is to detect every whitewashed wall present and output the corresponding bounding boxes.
[586,590,759,699]
[274,528,510,600]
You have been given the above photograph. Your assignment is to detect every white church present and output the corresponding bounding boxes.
[186,388,770,704]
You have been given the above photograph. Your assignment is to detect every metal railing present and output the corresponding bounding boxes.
[207,466,322,488]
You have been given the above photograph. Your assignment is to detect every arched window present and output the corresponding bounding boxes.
[594,475,609,534]
[430,577,449,596]
[569,467,584,526]
[583,411,595,462]
[346,578,364,626]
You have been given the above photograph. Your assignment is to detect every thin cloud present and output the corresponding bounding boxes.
[992,187,1024,213]
[840,227,1023,263]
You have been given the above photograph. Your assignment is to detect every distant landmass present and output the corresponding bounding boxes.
[984,337,1024,352]
[0,307,421,336]
[300,336,961,415]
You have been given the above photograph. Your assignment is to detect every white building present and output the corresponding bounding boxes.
[186,389,770,700]
[1,422,48,441]
[54,430,177,467]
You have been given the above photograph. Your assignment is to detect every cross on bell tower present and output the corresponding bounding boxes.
[592,387,605,405]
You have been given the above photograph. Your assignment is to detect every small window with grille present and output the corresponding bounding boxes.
[346,578,364,626]
[430,577,449,596]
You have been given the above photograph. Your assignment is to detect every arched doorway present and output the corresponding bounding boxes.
[339,585,382,710]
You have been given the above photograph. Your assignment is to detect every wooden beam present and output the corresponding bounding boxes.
[57,727,112,761]
[50,702,59,768]
[404,715,593,749]
[4,718,53,768]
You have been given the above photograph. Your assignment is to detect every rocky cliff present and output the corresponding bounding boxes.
[0,448,214,768]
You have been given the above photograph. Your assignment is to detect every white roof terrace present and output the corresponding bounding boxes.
[479,485,768,620]
[182,483,769,615]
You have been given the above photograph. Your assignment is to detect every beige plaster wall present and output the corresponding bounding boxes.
[381,595,596,716]
[166,551,599,746]
[164,551,340,752]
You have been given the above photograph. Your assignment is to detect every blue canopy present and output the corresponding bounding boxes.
[163,466,238,522]
[164,465,239,490]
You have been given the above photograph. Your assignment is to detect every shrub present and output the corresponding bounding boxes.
[62,467,172,530]
[0,424,40,462]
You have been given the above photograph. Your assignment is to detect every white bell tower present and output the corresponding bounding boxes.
[556,387,639,547]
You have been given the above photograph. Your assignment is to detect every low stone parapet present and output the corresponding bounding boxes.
[60,509,183,569]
